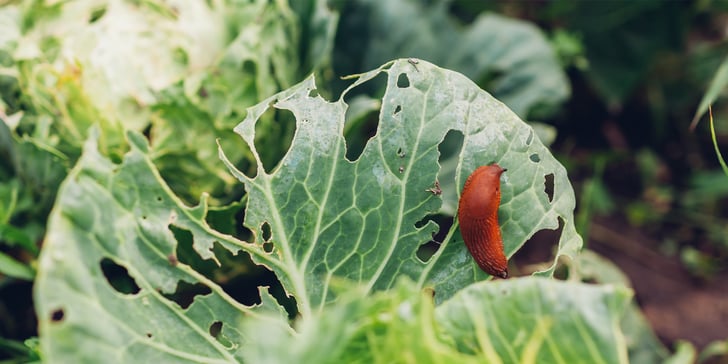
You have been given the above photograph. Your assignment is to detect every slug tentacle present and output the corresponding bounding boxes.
[457,164,508,278]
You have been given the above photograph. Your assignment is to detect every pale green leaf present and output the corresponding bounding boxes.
[664,341,697,364]
[243,277,632,363]
[436,277,632,364]
[220,59,582,314]
[34,129,290,363]
[0,251,34,280]
[569,250,670,363]
[691,55,728,130]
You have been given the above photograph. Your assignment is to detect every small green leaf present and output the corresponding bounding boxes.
[664,340,696,364]
[0,250,34,280]
[691,56,728,130]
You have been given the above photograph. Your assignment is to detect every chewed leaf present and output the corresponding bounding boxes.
[35,129,290,363]
[220,59,582,311]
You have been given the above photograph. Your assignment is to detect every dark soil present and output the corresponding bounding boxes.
[589,216,728,350]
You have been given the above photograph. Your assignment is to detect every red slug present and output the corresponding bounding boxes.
[457,164,508,278]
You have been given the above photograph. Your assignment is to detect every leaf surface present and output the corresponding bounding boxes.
[220,59,582,313]
[242,277,631,363]
[34,130,286,363]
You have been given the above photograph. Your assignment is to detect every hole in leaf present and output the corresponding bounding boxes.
[170,225,251,294]
[438,130,464,165]
[510,218,564,276]
[100,258,141,295]
[526,129,534,145]
[209,320,235,348]
[50,308,64,323]
[544,173,555,203]
[161,281,212,309]
[437,130,464,205]
[171,226,215,268]
[417,241,440,263]
[156,196,163,202]
[393,105,402,115]
[342,73,386,162]
[146,332,153,338]
[261,222,272,242]
[308,88,319,98]
[397,73,410,88]
[529,153,541,163]
[209,321,223,338]
[171,225,297,319]
[397,147,406,158]
[415,214,452,263]
[262,241,274,253]
[205,201,252,240]
[254,106,296,174]
[220,265,298,319]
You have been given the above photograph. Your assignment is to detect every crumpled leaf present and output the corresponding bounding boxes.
[220,59,582,313]
[34,129,288,363]
[243,277,632,363]
[436,277,632,363]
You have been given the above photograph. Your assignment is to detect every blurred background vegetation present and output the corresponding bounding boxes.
[1,0,727,362]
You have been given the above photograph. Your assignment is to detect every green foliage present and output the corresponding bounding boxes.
[0,0,333,204]
[244,277,632,363]
[334,0,570,120]
[691,56,728,129]
[6,0,722,362]
[34,59,596,362]
[0,336,41,363]
[545,0,688,106]
[35,128,290,362]
[220,59,581,312]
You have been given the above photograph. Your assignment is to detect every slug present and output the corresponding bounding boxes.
[457,164,508,278]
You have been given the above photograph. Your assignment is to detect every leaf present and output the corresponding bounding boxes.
[664,341,696,364]
[242,277,632,363]
[34,129,289,363]
[334,0,570,119]
[219,59,582,313]
[690,55,728,130]
[240,278,473,364]
[0,250,35,280]
[436,277,632,363]
[569,250,671,363]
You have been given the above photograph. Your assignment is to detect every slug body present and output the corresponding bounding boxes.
[457,164,508,278]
